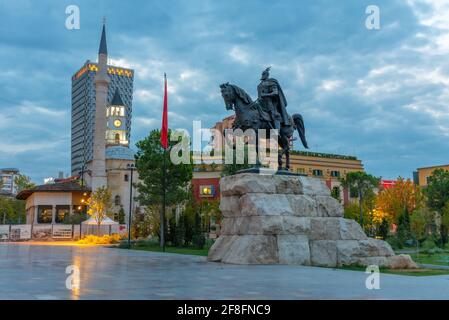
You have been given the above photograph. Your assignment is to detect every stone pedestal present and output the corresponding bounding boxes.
[208,173,417,269]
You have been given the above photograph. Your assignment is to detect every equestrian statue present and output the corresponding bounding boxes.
[220,67,309,170]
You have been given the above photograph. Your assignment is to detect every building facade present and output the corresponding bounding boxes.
[192,151,364,205]
[414,164,449,187]
[71,25,134,176]
[0,168,20,197]
[204,116,364,205]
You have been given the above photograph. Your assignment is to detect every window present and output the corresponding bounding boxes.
[114,195,121,206]
[199,185,215,197]
[115,133,120,144]
[37,206,53,223]
[312,169,323,177]
[330,171,340,178]
[124,174,129,182]
[296,168,306,174]
[55,205,70,223]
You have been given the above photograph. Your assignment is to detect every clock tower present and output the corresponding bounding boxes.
[106,88,128,147]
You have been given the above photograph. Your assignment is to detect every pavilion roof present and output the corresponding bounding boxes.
[16,181,90,200]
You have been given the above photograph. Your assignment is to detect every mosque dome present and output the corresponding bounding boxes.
[105,146,136,160]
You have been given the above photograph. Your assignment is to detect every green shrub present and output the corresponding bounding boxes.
[193,233,206,249]
[205,238,215,248]
[422,238,437,250]
[386,236,403,250]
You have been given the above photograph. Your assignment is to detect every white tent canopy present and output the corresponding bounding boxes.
[81,216,118,226]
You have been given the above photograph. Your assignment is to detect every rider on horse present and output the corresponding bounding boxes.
[257,67,290,131]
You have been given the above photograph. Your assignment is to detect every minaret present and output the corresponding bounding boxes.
[91,22,110,191]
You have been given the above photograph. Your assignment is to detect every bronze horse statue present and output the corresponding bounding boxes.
[220,83,309,170]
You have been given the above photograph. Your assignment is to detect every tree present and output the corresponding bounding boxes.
[14,174,36,193]
[115,206,126,224]
[410,209,426,243]
[426,169,449,212]
[86,186,112,235]
[396,208,411,245]
[330,186,342,203]
[0,196,26,224]
[426,169,449,245]
[135,129,193,243]
[131,207,152,239]
[135,129,193,208]
[340,172,380,230]
[376,177,424,222]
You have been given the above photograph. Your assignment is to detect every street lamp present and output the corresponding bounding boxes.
[127,163,136,249]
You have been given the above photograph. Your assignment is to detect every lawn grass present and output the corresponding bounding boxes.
[115,241,210,256]
[340,265,449,277]
[409,252,449,267]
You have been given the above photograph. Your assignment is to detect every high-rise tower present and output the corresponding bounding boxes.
[71,24,134,177]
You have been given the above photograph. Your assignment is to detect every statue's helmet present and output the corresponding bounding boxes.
[261,67,271,80]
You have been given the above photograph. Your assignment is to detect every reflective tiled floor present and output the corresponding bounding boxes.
[0,243,448,300]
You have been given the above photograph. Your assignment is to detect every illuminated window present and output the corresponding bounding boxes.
[200,185,215,197]
[296,168,306,174]
[55,206,70,223]
[37,206,53,223]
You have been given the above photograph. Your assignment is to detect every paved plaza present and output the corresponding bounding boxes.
[1,242,449,300]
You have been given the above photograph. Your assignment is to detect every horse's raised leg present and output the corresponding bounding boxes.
[286,148,290,171]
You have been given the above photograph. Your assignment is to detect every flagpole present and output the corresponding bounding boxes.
[161,146,166,252]
[160,73,167,252]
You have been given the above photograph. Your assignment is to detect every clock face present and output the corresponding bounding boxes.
[113,119,122,128]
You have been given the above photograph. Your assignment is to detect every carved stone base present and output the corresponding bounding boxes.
[208,173,417,269]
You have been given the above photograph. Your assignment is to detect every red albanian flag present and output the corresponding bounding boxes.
[160,73,168,149]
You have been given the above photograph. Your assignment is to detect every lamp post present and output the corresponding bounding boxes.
[127,163,135,249]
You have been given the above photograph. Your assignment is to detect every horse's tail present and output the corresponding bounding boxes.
[292,113,309,149]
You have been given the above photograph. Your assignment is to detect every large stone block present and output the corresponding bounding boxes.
[220,173,329,197]
[277,235,310,265]
[207,235,238,262]
[239,194,294,216]
[339,219,368,240]
[358,239,395,257]
[336,240,362,266]
[298,176,330,196]
[308,218,368,240]
[387,254,418,269]
[309,218,341,240]
[286,195,319,217]
[220,174,279,196]
[221,235,279,264]
[310,240,337,267]
[220,196,241,218]
[220,216,310,235]
[314,196,344,217]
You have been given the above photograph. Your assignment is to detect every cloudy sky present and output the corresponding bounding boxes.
[0,0,448,183]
